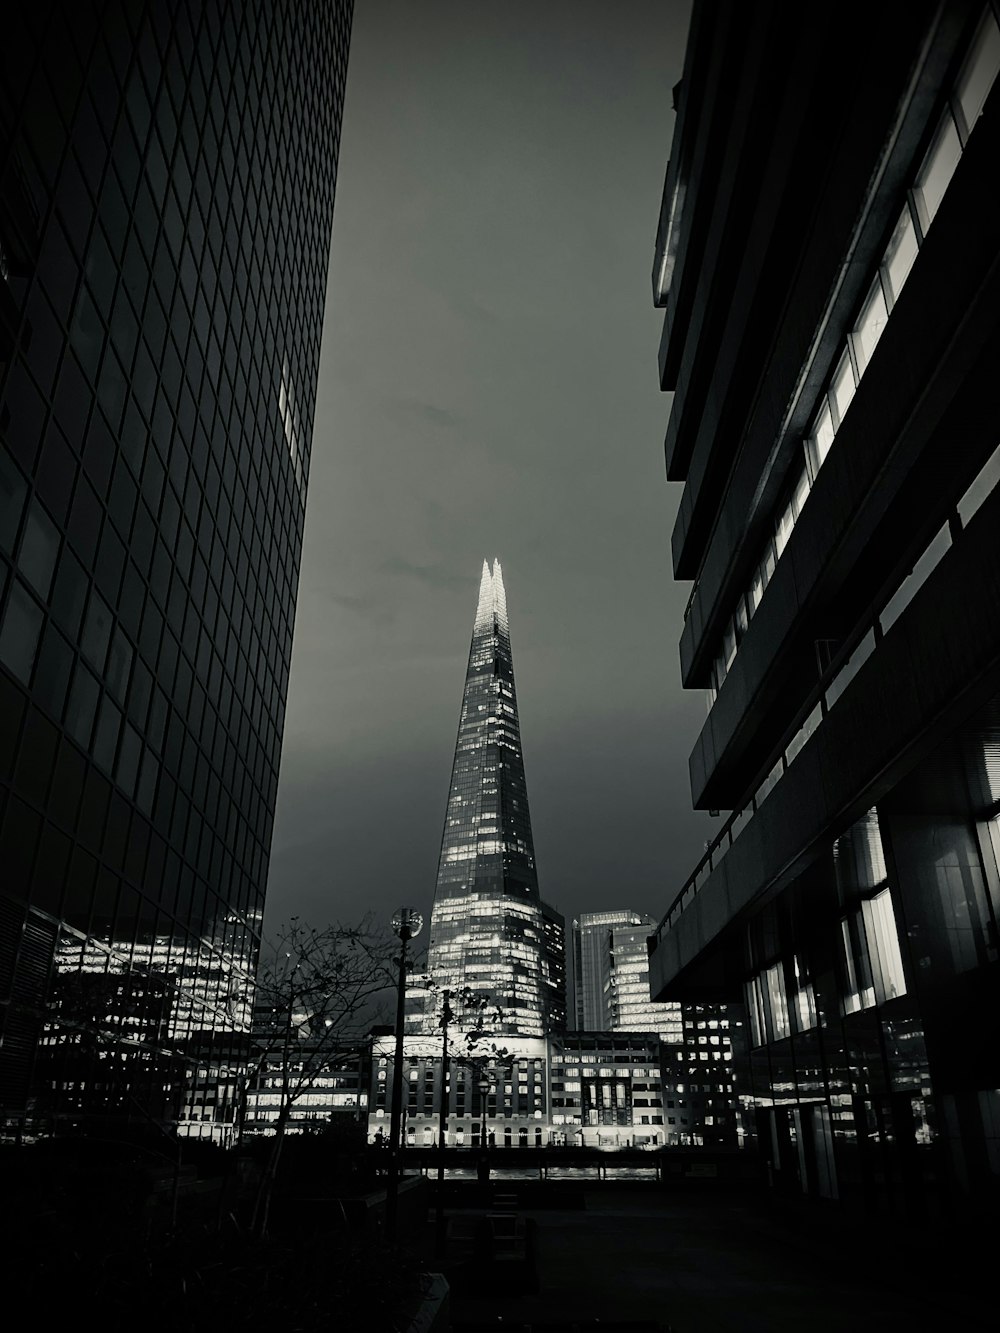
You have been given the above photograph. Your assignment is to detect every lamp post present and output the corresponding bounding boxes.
[475,1071,493,1192]
[386,906,423,1242]
[478,1073,491,1149]
[434,989,452,1257]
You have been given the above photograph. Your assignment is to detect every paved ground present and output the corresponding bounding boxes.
[414,1186,992,1332]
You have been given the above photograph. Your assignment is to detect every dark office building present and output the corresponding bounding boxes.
[648,0,1000,1216]
[0,0,352,1136]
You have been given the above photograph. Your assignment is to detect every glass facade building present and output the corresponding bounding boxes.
[0,0,353,1137]
[571,908,681,1040]
[649,1,1000,1215]
[416,559,565,1037]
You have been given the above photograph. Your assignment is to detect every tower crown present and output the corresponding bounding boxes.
[474,557,508,633]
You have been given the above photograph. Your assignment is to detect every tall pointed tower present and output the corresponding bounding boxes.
[420,560,565,1037]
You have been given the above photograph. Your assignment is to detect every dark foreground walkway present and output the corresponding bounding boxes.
[416,1186,992,1333]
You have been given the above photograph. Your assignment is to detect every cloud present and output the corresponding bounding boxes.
[387,396,463,431]
[324,591,395,624]
[380,556,472,591]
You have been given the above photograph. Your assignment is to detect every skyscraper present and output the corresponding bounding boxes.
[648,1,1000,1213]
[419,559,565,1037]
[571,910,681,1040]
[0,0,352,1137]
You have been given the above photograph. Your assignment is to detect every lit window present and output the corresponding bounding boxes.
[912,110,962,235]
[829,351,856,431]
[764,961,790,1041]
[881,205,919,307]
[852,275,889,375]
[954,8,1000,142]
[862,886,907,1003]
[774,497,795,558]
[789,466,810,521]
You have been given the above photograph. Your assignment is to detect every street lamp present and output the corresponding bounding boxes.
[478,1073,491,1149]
[386,906,423,1242]
[434,988,453,1257]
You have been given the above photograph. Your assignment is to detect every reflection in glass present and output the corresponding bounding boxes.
[38,905,258,1139]
[0,579,44,684]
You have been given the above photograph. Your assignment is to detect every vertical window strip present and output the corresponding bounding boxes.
[705,6,1000,703]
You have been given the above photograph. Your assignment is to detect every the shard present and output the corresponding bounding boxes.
[419,560,565,1037]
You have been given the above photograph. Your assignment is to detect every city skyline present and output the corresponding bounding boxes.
[263,0,707,938]
[4,3,997,1324]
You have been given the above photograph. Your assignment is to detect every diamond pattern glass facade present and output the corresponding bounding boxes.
[0,0,352,1137]
[419,560,565,1037]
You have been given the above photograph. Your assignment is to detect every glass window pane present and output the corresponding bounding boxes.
[81,590,114,669]
[774,497,795,557]
[748,564,765,614]
[1,453,28,554]
[106,626,133,702]
[957,439,1000,526]
[760,537,776,584]
[863,887,907,1003]
[93,694,122,773]
[34,622,74,718]
[881,205,919,306]
[852,277,889,376]
[913,110,962,234]
[0,580,45,684]
[955,9,1000,140]
[734,595,749,642]
[807,399,835,476]
[723,620,737,669]
[65,662,100,747]
[765,962,790,1041]
[714,651,727,691]
[790,466,810,520]
[18,500,61,599]
[830,351,856,429]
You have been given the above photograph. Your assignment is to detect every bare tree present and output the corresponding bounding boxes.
[246,915,397,1234]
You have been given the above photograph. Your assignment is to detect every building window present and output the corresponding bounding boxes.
[840,886,907,1014]
[913,110,962,236]
[851,276,889,375]
[880,205,919,306]
[953,7,1000,143]
[699,6,1000,713]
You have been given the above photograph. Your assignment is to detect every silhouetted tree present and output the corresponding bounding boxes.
[247,915,397,1234]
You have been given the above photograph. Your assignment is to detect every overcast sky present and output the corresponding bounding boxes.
[263,0,715,938]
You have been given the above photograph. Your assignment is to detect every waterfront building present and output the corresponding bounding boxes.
[244,1029,372,1138]
[415,560,566,1038]
[371,1033,550,1151]
[548,1032,666,1149]
[0,0,353,1136]
[648,0,1000,1210]
[369,1031,672,1150]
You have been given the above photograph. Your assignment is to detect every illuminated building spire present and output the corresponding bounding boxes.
[415,561,565,1037]
[474,557,508,634]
